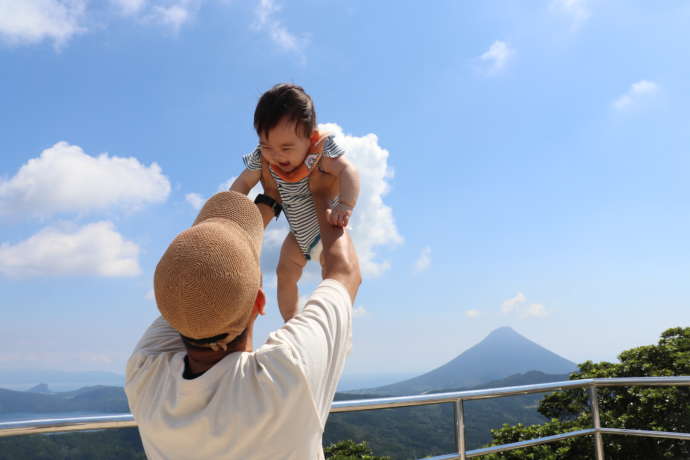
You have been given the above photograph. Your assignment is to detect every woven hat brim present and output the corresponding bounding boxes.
[153,191,264,341]
[154,220,261,340]
[193,191,263,259]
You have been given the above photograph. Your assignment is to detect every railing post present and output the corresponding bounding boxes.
[590,385,605,460]
[455,399,466,460]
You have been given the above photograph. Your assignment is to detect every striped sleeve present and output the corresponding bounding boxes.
[322,136,346,159]
[242,146,262,171]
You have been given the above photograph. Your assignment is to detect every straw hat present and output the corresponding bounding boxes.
[154,191,263,341]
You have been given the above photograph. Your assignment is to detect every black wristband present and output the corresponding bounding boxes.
[254,193,283,219]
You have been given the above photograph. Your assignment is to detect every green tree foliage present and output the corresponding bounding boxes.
[483,327,690,460]
[324,439,391,460]
[0,428,146,460]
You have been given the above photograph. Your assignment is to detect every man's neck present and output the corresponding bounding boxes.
[185,337,253,376]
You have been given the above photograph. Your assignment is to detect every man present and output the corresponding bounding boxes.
[125,180,361,459]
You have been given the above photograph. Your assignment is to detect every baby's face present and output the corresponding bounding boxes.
[259,118,311,174]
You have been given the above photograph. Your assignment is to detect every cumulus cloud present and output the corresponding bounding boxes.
[501,292,526,314]
[263,226,289,249]
[217,177,261,200]
[550,0,590,30]
[523,303,548,318]
[111,0,146,15]
[185,192,204,211]
[414,246,431,273]
[150,2,193,30]
[477,40,514,76]
[253,0,307,54]
[0,221,140,278]
[0,141,170,219]
[263,272,278,289]
[612,80,659,111]
[320,123,402,277]
[187,177,285,269]
[501,292,549,318]
[0,0,87,48]
[186,177,261,211]
[111,0,200,30]
[465,309,480,319]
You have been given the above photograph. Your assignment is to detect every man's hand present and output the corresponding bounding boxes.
[310,167,361,302]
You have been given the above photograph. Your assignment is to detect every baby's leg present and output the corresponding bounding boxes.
[277,232,308,322]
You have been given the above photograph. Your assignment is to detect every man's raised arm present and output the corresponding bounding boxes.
[311,171,361,301]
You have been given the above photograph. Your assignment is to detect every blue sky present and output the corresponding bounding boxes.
[1,0,689,381]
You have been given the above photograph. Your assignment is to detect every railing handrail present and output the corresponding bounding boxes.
[1,376,689,459]
[331,376,690,412]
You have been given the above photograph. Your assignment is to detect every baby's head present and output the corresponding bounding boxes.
[254,83,316,174]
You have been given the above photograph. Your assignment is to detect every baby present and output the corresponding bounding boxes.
[231,83,360,321]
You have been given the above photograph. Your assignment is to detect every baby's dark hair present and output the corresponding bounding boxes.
[254,83,316,139]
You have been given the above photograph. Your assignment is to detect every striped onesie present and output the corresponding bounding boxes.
[243,135,346,259]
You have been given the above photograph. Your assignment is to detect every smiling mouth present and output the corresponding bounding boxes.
[278,161,291,169]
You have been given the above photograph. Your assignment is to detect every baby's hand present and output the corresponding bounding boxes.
[327,202,353,228]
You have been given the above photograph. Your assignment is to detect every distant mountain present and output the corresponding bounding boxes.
[27,383,52,394]
[352,327,576,396]
[0,372,571,459]
[328,370,570,458]
[433,370,571,394]
[0,369,124,392]
[0,385,129,415]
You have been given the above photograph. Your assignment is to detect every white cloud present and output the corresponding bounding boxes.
[216,177,235,193]
[253,0,306,54]
[320,123,403,278]
[263,272,278,289]
[216,177,261,200]
[414,246,431,273]
[478,40,514,76]
[112,0,200,30]
[0,221,140,278]
[111,0,147,15]
[501,292,526,314]
[522,303,548,318]
[612,80,659,111]
[187,178,282,266]
[353,306,368,318]
[263,226,289,248]
[0,141,170,219]
[550,0,590,30]
[150,3,191,30]
[501,292,549,319]
[0,0,87,48]
[465,309,480,319]
[0,0,210,49]
[185,192,204,211]
[187,176,261,211]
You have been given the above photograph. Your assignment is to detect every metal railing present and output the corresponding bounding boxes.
[1,376,689,459]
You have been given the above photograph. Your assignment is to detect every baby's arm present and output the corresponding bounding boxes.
[230,169,275,228]
[320,155,360,228]
[230,168,260,195]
